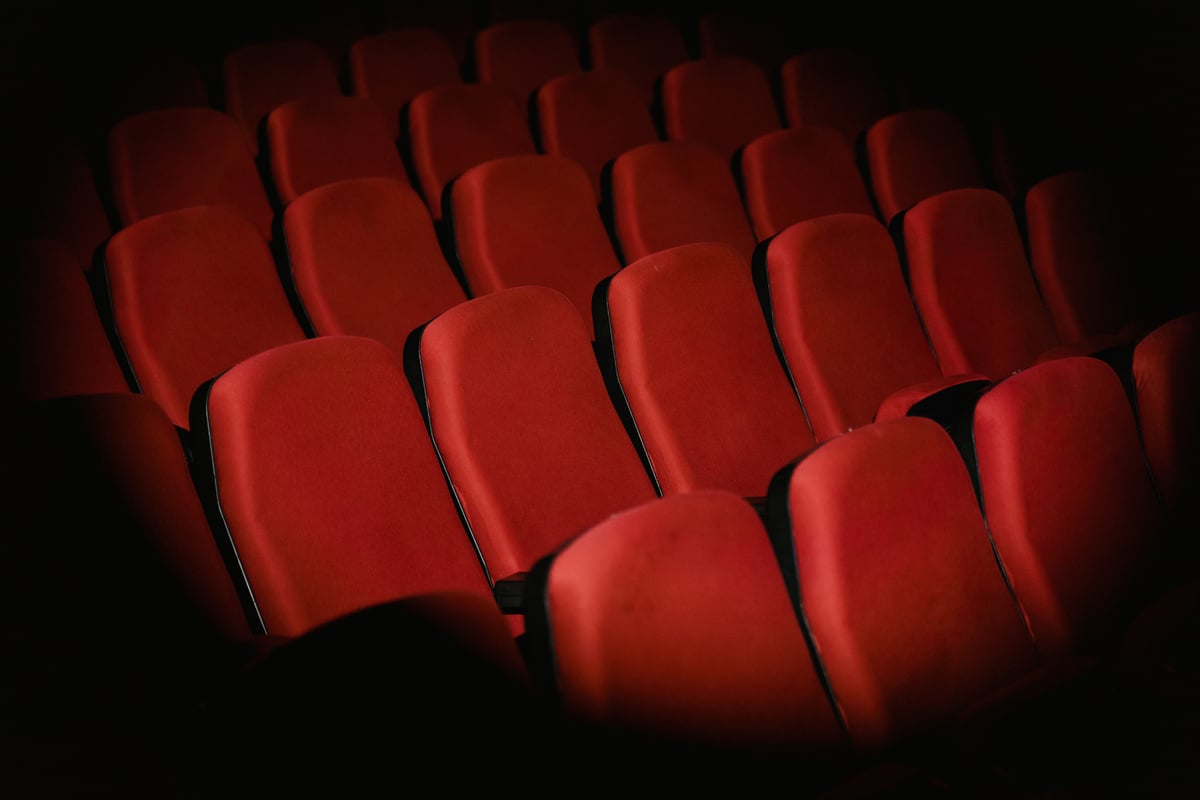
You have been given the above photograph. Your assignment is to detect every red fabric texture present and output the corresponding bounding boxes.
[780,48,894,146]
[204,336,497,638]
[902,188,1061,380]
[450,154,621,329]
[535,69,660,201]
[607,241,815,496]
[12,238,130,402]
[784,417,1040,752]
[766,214,960,440]
[349,28,464,141]
[610,140,757,265]
[220,40,341,156]
[545,490,845,753]
[419,286,657,583]
[407,83,537,220]
[1133,310,1200,519]
[586,13,689,107]
[1024,168,1143,342]
[103,205,307,428]
[266,95,410,207]
[472,19,581,108]
[865,109,986,224]
[972,356,1167,659]
[282,177,465,354]
[107,108,275,239]
[740,127,877,240]
[660,56,783,165]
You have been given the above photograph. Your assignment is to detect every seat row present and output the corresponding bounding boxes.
[27,21,1062,277]
[10,335,1196,791]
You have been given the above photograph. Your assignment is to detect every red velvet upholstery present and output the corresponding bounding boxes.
[604,242,815,496]
[107,108,275,239]
[196,335,497,637]
[1024,169,1145,342]
[533,490,845,754]
[586,13,689,107]
[472,19,581,108]
[739,126,877,240]
[609,140,757,265]
[407,83,537,220]
[11,239,130,403]
[535,69,660,201]
[418,286,658,584]
[282,177,466,354]
[660,57,782,165]
[694,11,792,76]
[266,95,410,207]
[902,188,1063,381]
[764,214,989,441]
[972,356,1167,658]
[24,137,112,269]
[220,40,341,156]
[1132,310,1200,522]
[780,48,894,147]
[103,205,307,428]
[864,109,986,224]
[349,28,463,141]
[772,416,1040,752]
[450,154,620,329]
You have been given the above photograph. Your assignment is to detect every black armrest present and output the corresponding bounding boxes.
[493,572,529,614]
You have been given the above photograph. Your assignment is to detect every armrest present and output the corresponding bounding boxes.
[875,374,991,424]
[493,572,529,614]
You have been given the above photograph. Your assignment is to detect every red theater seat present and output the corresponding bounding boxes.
[472,18,582,109]
[524,490,847,762]
[1024,168,1149,342]
[534,69,659,201]
[864,108,987,226]
[660,56,782,166]
[189,335,501,637]
[901,187,1126,381]
[765,416,1041,754]
[102,204,307,428]
[281,177,466,355]
[265,95,410,207]
[761,214,990,441]
[738,126,877,240]
[348,28,463,142]
[608,140,757,264]
[413,285,658,587]
[22,137,113,270]
[597,241,815,498]
[406,83,537,221]
[779,47,894,147]
[586,12,689,108]
[969,356,1171,659]
[221,40,342,156]
[448,153,621,329]
[107,108,275,239]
